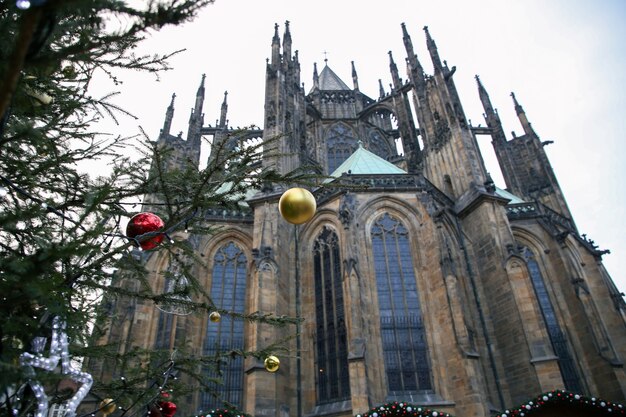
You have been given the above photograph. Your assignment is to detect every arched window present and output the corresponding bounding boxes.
[522,247,582,392]
[371,213,432,393]
[314,228,350,403]
[154,260,183,349]
[201,242,247,410]
[367,129,392,160]
[326,123,357,174]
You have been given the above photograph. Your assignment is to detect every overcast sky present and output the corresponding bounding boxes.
[93,0,626,294]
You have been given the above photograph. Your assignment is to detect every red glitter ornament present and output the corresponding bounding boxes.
[126,212,165,250]
[158,401,177,417]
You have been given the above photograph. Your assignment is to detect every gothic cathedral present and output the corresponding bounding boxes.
[95,23,626,417]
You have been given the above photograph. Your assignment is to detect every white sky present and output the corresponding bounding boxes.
[92,0,626,294]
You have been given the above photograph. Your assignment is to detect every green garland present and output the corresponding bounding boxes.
[356,401,453,417]
[351,390,626,417]
[495,389,625,416]
[199,408,251,417]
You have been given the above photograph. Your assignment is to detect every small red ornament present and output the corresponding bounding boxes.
[126,212,165,250]
[158,401,177,417]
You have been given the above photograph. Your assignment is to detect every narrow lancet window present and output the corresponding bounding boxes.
[201,242,247,410]
[314,228,350,403]
[523,247,582,392]
[155,260,183,349]
[371,213,432,393]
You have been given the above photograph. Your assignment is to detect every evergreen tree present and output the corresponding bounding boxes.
[0,1,303,416]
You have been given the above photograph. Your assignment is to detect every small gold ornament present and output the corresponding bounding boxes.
[264,355,280,373]
[99,399,116,416]
[278,188,316,225]
[209,311,221,322]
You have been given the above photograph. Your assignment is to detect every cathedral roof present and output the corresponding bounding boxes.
[318,64,351,90]
[494,187,525,204]
[328,142,406,179]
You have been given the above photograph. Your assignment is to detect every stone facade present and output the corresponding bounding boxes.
[93,22,626,417]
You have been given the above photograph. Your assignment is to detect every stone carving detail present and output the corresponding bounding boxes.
[204,207,253,221]
[506,202,576,235]
[571,277,590,296]
[418,190,441,217]
[320,91,355,104]
[440,240,457,277]
[252,245,274,267]
[266,101,277,128]
[506,243,525,258]
[338,193,357,229]
[432,111,451,150]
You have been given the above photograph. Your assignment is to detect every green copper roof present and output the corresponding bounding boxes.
[319,64,351,90]
[215,181,259,201]
[495,187,525,204]
[328,143,406,180]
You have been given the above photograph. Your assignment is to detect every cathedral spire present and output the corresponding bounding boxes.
[219,91,228,128]
[378,79,385,98]
[401,23,424,76]
[424,26,443,73]
[388,51,401,89]
[187,74,205,151]
[194,74,206,116]
[476,75,495,115]
[161,93,175,136]
[271,23,281,67]
[476,74,506,145]
[313,62,319,89]
[401,23,414,57]
[351,61,359,91]
[511,92,534,136]
[282,20,292,62]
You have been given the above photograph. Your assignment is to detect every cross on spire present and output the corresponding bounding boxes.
[322,50,329,65]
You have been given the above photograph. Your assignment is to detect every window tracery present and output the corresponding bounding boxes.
[367,130,392,161]
[371,213,432,393]
[201,242,247,410]
[155,258,186,349]
[522,247,582,392]
[326,123,357,174]
[313,228,350,403]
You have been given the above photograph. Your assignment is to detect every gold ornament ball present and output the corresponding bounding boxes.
[264,355,280,373]
[278,188,316,225]
[209,311,221,322]
[99,399,116,416]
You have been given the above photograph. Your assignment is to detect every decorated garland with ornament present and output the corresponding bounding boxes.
[494,390,625,416]
[198,408,252,417]
[148,391,178,417]
[355,402,453,417]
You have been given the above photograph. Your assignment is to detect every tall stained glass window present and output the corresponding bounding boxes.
[523,247,582,392]
[314,228,350,403]
[368,130,392,161]
[326,123,357,174]
[201,242,247,410]
[154,260,182,349]
[371,213,432,393]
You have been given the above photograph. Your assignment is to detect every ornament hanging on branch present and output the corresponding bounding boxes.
[156,274,192,316]
[157,392,177,417]
[209,311,221,322]
[99,399,116,417]
[278,188,316,225]
[14,317,93,417]
[264,355,280,373]
[126,212,165,250]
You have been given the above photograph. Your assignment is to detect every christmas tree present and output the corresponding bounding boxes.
[0,1,307,416]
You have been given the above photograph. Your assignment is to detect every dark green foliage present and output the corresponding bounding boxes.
[0,1,303,415]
